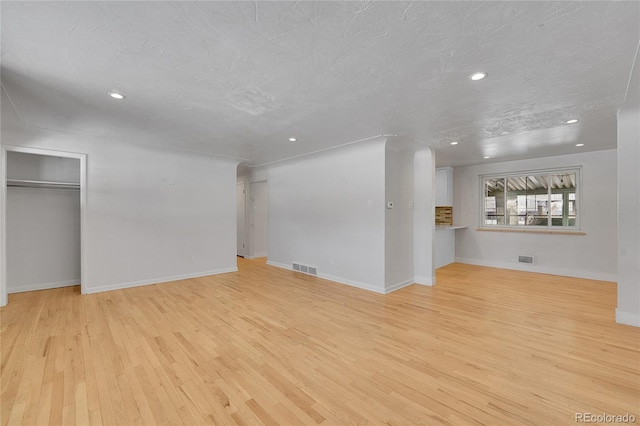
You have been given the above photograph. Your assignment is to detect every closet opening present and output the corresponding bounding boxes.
[1,146,87,306]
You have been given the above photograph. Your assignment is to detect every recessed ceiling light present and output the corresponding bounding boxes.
[484,156,491,159]
[450,141,459,145]
[469,72,488,81]
[576,143,584,147]
[565,119,579,124]
[108,91,125,100]
[288,137,297,142]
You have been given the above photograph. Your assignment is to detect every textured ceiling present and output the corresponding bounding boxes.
[1,1,639,167]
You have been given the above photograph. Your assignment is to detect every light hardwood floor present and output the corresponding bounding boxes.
[1,259,639,425]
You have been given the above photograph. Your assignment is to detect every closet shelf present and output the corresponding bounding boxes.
[7,179,80,190]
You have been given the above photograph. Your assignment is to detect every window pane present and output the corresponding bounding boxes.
[528,193,548,226]
[506,182,525,225]
[550,172,576,226]
[484,178,505,225]
[506,175,548,226]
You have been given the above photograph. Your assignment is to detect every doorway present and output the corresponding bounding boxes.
[237,181,246,257]
[249,181,268,258]
[1,146,87,306]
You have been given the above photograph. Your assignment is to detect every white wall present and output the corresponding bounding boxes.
[2,95,238,297]
[267,138,387,292]
[616,43,640,327]
[7,151,80,183]
[384,142,414,291]
[453,149,617,281]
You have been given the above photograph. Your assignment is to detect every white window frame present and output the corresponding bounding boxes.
[478,166,582,230]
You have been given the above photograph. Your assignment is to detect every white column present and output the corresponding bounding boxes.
[617,106,640,327]
[616,43,640,327]
[413,148,436,285]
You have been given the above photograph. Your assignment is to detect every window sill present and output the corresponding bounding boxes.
[476,227,586,235]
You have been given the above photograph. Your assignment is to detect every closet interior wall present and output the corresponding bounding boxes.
[6,152,81,293]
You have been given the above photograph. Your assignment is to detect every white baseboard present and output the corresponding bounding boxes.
[318,272,386,294]
[455,257,617,282]
[616,309,640,327]
[8,279,80,294]
[266,261,387,294]
[414,275,435,286]
[83,267,238,295]
[385,279,414,293]
[245,252,268,260]
[266,260,291,270]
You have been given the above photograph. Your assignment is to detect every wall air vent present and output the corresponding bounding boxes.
[518,255,534,265]
[292,263,317,276]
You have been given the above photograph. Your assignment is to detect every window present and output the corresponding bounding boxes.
[481,168,580,229]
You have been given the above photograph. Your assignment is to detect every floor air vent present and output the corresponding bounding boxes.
[518,255,534,265]
[292,263,317,276]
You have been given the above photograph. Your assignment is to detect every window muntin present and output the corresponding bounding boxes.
[481,169,579,229]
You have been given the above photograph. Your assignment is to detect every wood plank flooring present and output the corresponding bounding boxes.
[1,259,639,425]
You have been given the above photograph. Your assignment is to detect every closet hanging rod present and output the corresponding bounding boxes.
[6,179,80,190]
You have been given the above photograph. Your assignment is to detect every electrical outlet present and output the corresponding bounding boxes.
[329,257,335,265]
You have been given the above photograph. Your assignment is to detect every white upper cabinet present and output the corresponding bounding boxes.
[435,167,453,206]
